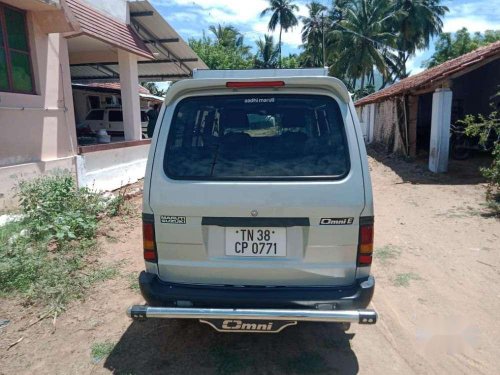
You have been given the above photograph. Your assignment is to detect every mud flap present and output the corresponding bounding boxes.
[200,319,297,333]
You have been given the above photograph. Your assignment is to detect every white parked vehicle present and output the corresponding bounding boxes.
[79,107,149,136]
[128,69,377,333]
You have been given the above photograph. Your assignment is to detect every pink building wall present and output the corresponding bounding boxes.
[0,6,77,209]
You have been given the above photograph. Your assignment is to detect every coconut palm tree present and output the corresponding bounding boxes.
[329,0,398,89]
[254,35,280,69]
[260,0,299,67]
[392,0,449,77]
[300,1,327,67]
[209,24,238,47]
[208,24,251,55]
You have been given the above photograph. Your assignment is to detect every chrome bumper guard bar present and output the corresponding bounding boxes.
[127,305,377,324]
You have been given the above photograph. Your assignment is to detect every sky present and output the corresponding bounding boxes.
[150,0,500,76]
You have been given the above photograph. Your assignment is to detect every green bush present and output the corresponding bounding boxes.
[17,174,105,243]
[460,95,500,215]
[0,173,119,314]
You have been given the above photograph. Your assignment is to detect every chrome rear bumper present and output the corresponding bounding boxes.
[127,305,377,324]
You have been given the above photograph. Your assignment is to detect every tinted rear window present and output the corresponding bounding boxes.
[164,95,349,180]
[108,110,123,122]
[85,110,104,120]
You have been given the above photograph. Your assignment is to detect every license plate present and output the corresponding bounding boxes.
[225,227,286,257]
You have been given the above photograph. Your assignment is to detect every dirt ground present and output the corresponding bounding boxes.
[1,152,499,375]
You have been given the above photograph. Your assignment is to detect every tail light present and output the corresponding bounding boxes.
[358,217,374,266]
[226,81,285,88]
[143,214,157,263]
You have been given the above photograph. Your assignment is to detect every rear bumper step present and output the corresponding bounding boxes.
[137,272,375,310]
[127,305,377,324]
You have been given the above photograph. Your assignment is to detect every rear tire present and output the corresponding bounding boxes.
[339,322,351,331]
[451,138,471,160]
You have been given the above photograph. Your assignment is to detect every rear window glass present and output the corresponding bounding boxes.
[164,95,349,180]
[85,110,104,120]
[108,110,123,122]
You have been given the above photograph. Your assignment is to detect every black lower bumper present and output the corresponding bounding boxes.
[138,272,375,310]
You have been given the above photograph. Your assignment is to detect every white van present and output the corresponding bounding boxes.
[80,107,149,136]
[128,69,377,333]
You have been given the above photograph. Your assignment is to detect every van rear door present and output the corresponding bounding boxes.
[148,88,366,287]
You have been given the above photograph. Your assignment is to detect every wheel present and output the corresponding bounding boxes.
[339,322,351,331]
[451,137,471,160]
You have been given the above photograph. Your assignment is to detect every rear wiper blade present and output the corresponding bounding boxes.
[210,144,220,176]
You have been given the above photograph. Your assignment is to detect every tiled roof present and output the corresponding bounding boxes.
[65,0,154,59]
[355,41,500,106]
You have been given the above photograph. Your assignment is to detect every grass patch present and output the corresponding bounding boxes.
[105,234,119,244]
[210,345,251,375]
[86,265,120,284]
[91,341,115,363]
[282,352,330,374]
[392,272,421,287]
[374,245,401,264]
[0,173,122,315]
[106,184,136,218]
[128,273,140,291]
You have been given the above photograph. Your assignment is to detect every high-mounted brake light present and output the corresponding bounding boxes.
[143,215,157,263]
[226,81,285,88]
[358,218,374,266]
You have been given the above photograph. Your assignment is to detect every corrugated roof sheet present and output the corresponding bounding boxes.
[68,0,207,81]
[355,41,500,106]
[128,0,208,75]
[65,0,154,59]
[73,82,151,94]
[72,82,164,101]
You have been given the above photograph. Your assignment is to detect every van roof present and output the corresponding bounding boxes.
[164,75,351,105]
[193,68,329,79]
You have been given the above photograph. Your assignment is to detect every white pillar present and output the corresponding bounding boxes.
[368,103,375,144]
[429,88,452,173]
[118,50,142,141]
[59,35,78,156]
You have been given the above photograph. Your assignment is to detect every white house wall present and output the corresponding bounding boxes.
[360,100,405,153]
[356,103,376,144]
[76,144,149,192]
[0,157,76,211]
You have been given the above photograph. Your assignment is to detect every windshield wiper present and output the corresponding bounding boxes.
[210,143,220,177]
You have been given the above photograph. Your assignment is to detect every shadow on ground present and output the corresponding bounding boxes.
[368,146,491,186]
[105,319,359,375]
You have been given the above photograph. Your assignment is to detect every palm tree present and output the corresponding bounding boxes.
[300,1,327,67]
[328,0,398,89]
[260,0,299,67]
[208,24,251,55]
[254,35,280,69]
[392,0,449,77]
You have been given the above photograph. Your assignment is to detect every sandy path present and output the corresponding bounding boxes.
[1,154,499,375]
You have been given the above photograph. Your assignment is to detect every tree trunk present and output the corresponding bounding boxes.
[322,16,326,67]
[398,51,408,78]
[360,74,365,90]
[279,25,283,68]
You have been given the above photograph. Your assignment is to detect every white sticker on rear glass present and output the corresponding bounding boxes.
[244,98,275,104]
